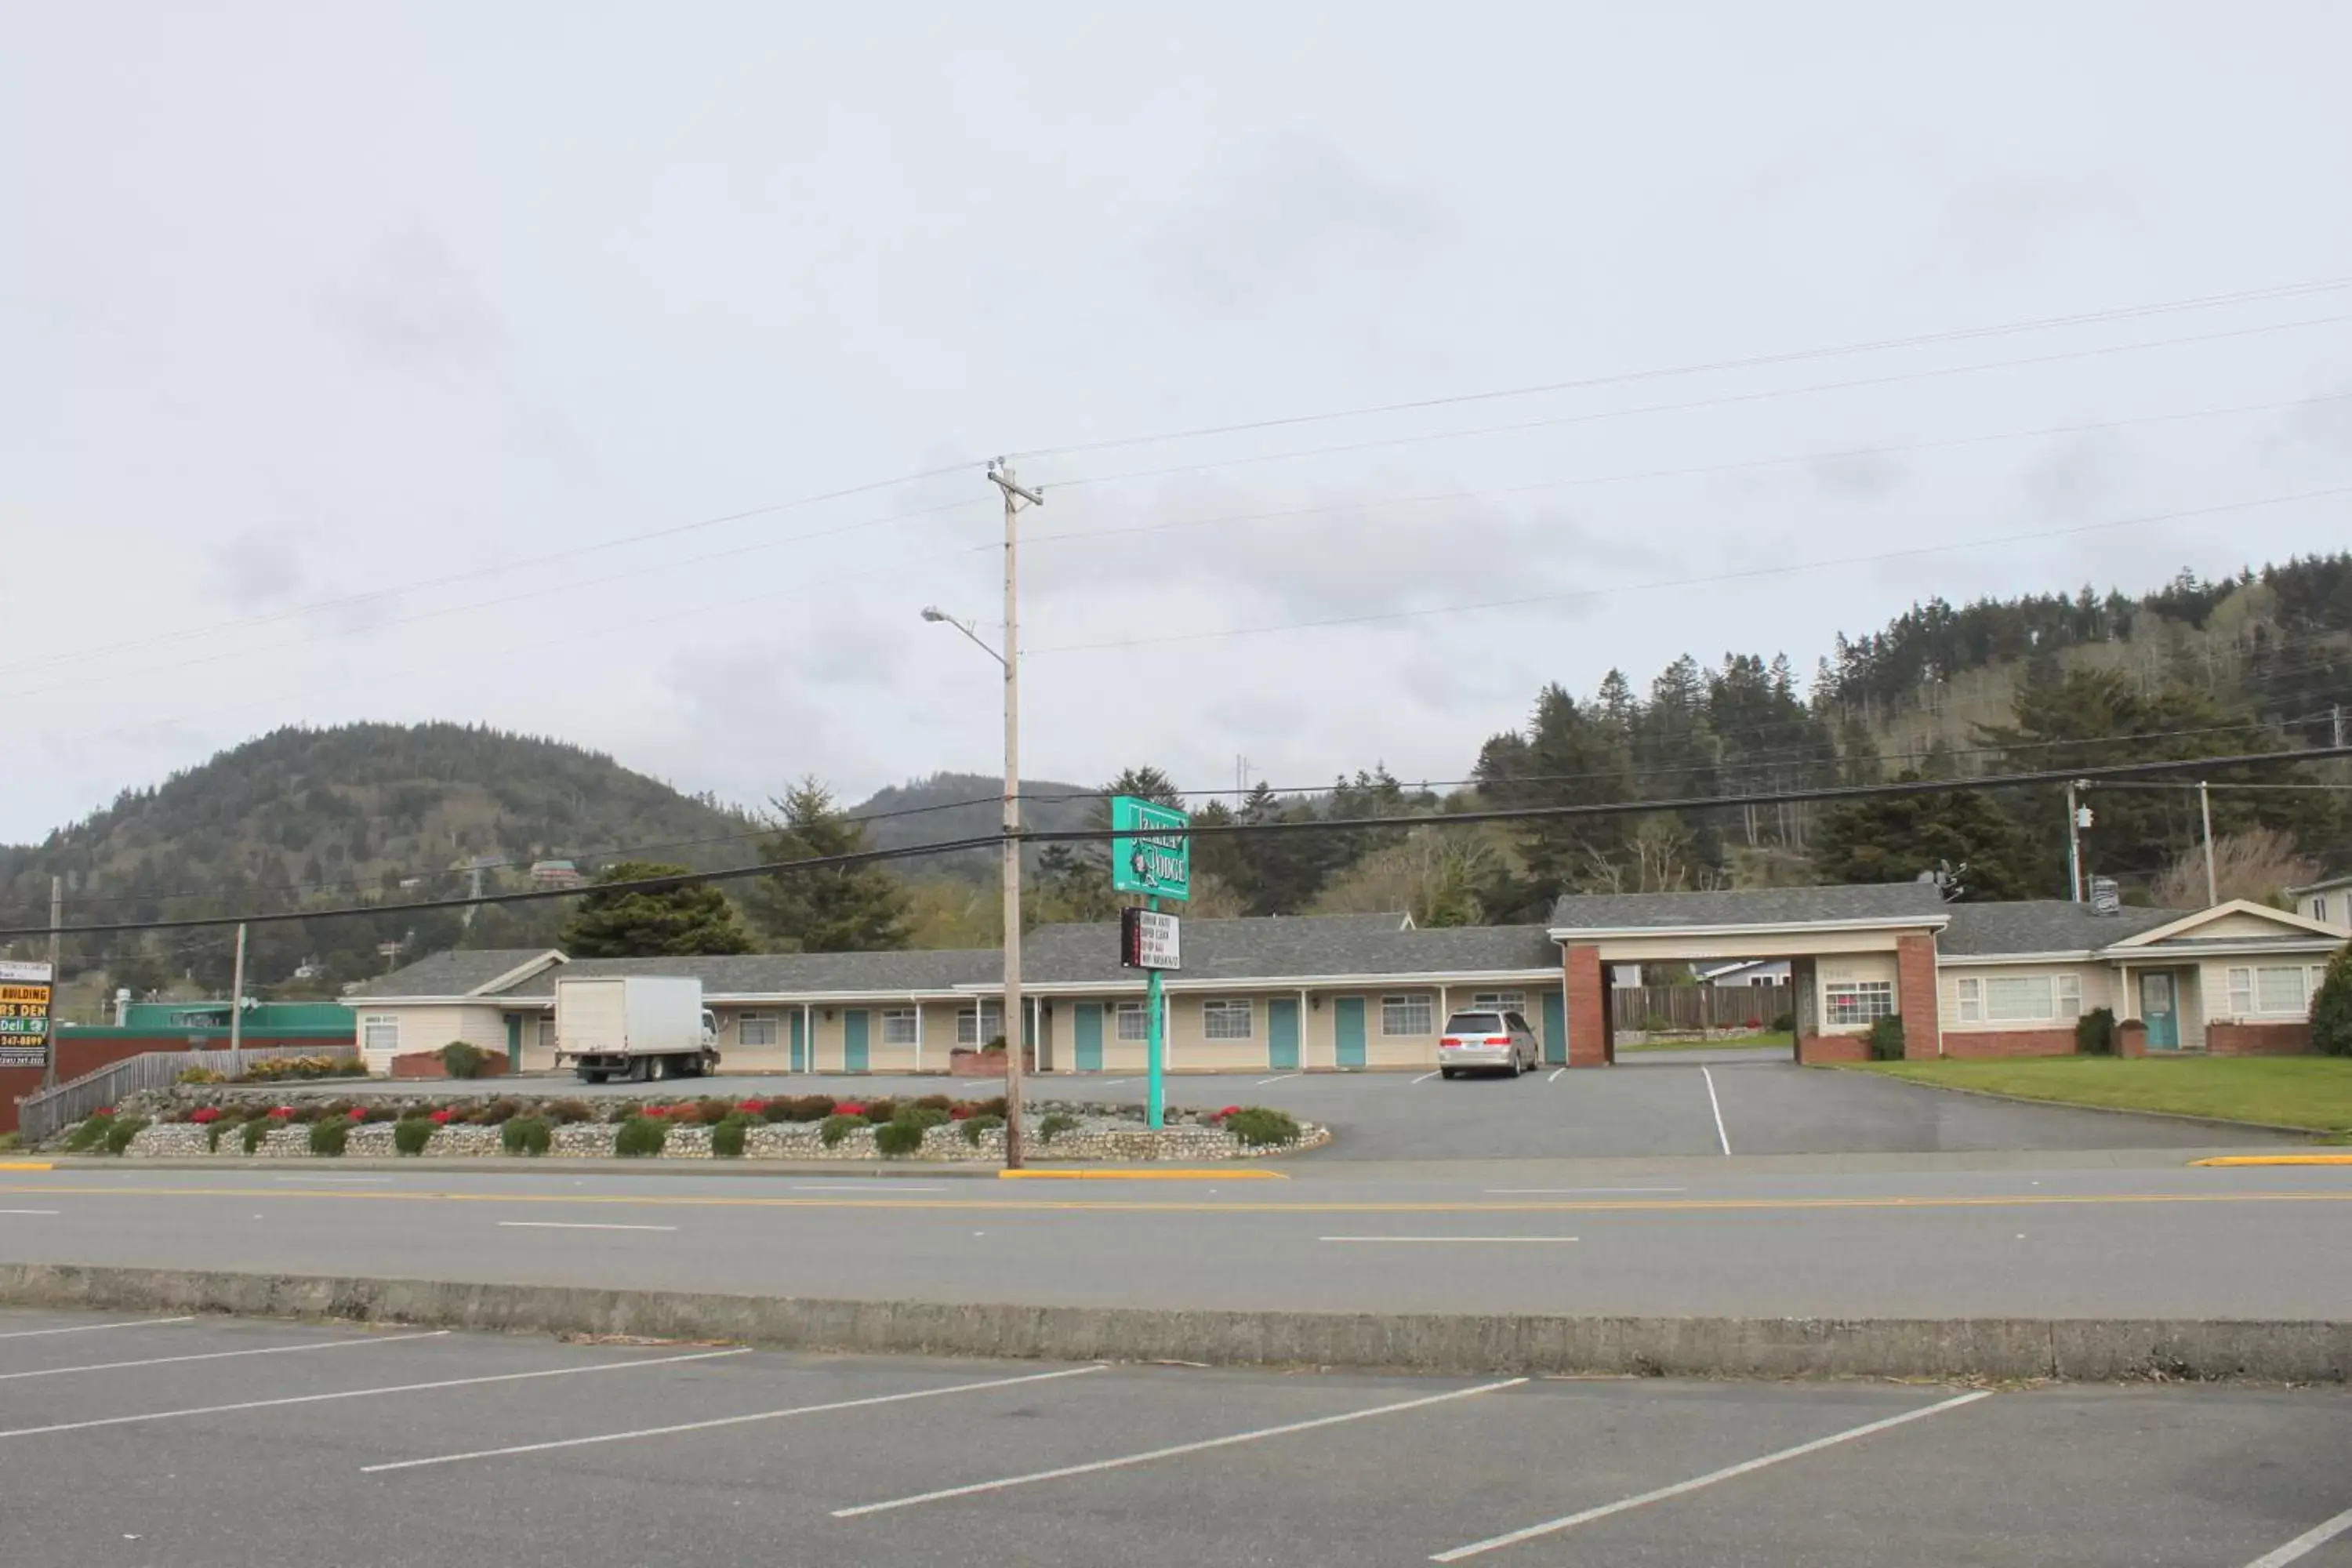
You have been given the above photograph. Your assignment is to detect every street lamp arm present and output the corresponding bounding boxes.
[920,606,1007,667]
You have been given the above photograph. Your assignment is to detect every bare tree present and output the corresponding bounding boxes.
[2148,828,2322,910]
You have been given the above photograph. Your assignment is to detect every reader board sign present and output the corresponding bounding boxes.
[1120,908,1181,971]
[0,959,54,1069]
[1110,796,1190,902]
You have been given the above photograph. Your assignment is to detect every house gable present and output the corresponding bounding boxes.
[2103,900,2345,949]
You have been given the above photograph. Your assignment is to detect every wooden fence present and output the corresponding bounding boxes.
[1610,983,1792,1036]
[13,1044,361,1144]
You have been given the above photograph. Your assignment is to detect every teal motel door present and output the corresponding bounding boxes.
[1542,990,1567,1066]
[843,1010,870,1073]
[2140,972,2180,1049]
[789,1011,808,1073]
[1268,997,1301,1070]
[1075,1004,1104,1072]
[503,1014,522,1069]
[1334,996,1367,1069]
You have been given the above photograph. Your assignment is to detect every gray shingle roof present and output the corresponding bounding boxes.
[1936,901,2176,955]
[1548,884,1948,931]
[486,948,1002,1000]
[1023,913,1555,985]
[345,949,557,999]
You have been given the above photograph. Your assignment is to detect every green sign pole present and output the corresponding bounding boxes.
[1111,796,1188,1132]
[1145,895,1165,1129]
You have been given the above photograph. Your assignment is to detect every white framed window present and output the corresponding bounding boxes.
[536,1018,556,1051]
[2056,974,2082,1018]
[957,1001,1005,1046]
[1955,978,1982,1022]
[1200,999,1253,1040]
[738,1012,779,1048]
[361,1014,399,1054]
[1115,1002,1152,1041]
[1381,994,1434,1036]
[1985,976,2053,1022]
[2314,895,2329,924]
[2227,966,2308,1017]
[1824,980,1894,1028]
[1470,991,1525,1014]
[881,1007,919,1045]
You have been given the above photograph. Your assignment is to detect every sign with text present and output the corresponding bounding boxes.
[1120,907,1181,971]
[0,960,54,1069]
[1109,797,1190,902]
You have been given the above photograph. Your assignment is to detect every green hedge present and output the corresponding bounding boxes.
[613,1116,668,1158]
[500,1117,552,1156]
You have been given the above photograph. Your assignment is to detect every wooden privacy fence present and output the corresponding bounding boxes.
[1610,983,1792,1036]
[13,1044,361,1144]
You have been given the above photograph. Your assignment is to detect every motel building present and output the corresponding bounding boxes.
[347,889,2349,1077]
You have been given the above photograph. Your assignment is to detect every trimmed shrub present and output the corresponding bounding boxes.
[478,1097,524,1126]
[1223,1107,1301,1148]
[710,1114,753,1159]
[63,1113,114,1153]
[687,1098,731,1126]
[360,1105,400,1123]
[1769,1011,1796,1035]
[913,1094,953,1112]
[818,1113,863,1148]
[307,1119,348,1156]
[782,1095,837,1123]
[974,1096,1008,1120]
[1866,1014,1907,1062]
[438,1041,490,1080]
[393,1119,435,1156]
[541,1098,596,1126]
[103,1116,152,1156]
[2075,1007,2117,1057]
[873,1114,927,1158]
[899,1105,950,1132]
[238,1054,349,1083]
[176,1065,226,1085]
[207,1117,236,1152]
[960,1112,1004,1146]
[1036,1112,1079,1143]
[240,1118,273,1154]
[2312,942,2352,1058]
[500,1116,552,1156]
[861,1098,899,1126]
[613,1116,669,1158]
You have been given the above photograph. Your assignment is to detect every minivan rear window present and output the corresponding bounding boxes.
[1443,1012,1504,1036]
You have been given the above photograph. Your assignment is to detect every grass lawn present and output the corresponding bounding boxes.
[1621,1032,1792,1053]
[1851,1057,2352,1135]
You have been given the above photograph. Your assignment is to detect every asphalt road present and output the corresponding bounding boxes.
[1,1308,2346,1568]
[331,1058,2299,1160]
[5,1156,2350,1318]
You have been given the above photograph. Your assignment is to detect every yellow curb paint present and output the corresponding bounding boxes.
[2191,1153,2352,1167]
[0,1163,53,1173]
[999,1168,1287,1181]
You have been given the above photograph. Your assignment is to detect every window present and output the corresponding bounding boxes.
[2056,975,2082,1018]
[1200,999,1253,1040]
[2228,966,2308,1016]
[1955,978,1982,1022]
[881,1008,919,1046]
[1115,1001,1152,1041]
[361,1015,399,1054]
[738,1012,779,1048]
[1985,976,2053,1022]
[1471,991,1525,1014]
[1381,994,1434,1036]
[1824,980,1893,1028]
[2314,895,2329,924]
[536,1018,556,1051]
[957,1002,1005,1046]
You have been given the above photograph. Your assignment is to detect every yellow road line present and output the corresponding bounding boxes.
[4,1183,2351,1217]
[0,1163,53,1173]
[999,1169,1287,1181]
[2191,1154,2352,1167]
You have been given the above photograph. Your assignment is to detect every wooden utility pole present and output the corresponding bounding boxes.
[987,459,1043,1170]
[228,923,249,1054]
[41,876,60,1091]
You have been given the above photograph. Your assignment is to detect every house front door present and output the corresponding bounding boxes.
[843,1010,869,1073]
[1074,1004,1103,1072]
[1334,996,1367,1068]
[1268,998,1301,1071]
[2140,971,2180,1049]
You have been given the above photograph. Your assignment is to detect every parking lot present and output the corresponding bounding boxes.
[2,1308,2346,1567]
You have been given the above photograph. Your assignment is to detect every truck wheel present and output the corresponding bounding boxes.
[627,1058,653,1084]
[579,1069,608,1084]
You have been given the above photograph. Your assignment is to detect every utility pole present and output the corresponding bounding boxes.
[41,876,60,1091]
[2065,782,2086,903]
[2199,782,2218,907]
[227,923,248,1054]
[987,459,1043,1170]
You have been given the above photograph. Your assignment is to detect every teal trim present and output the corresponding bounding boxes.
[503,1014,522,1059]
[48,1025,351,1044]
[789,1011,808,1073]
[1075,1004,1104,1072]
[1542,990,1567,1065]
[1334,996,1367,1068]
[1268,997,1301,1070]
[2140,972,2181,1049]
[843,1010,870,1073]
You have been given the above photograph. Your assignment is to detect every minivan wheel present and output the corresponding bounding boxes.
[1439,1067,1457,1080]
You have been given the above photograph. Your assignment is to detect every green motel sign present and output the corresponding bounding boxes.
[1110,796,1190,902]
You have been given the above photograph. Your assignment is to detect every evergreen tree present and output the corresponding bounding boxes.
[1810,778,2045,900]
[558,861,753,957]
[2310,942,2352,1057]
[743,781,909,952]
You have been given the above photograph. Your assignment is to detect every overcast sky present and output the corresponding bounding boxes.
[5,2,2350,843]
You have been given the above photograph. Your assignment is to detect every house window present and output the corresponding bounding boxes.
[1824,980,1893,1028]
[957,1002,1005,1046]
[1955,978,1982,1022]
[2314,895,2329,924]
[1381,994,1434,1036]
[361,1015,399,1054]
[738,1013,779,1048]
[1471,991,1525,1014]
[1115,1002,1152,1041]
[2228,967,2308,1017]
[1985,976,2053,1022]
[1200,1000,1253,1040]
[881,1008,919,1046]
[536,1018,556,1051]
[2056,975,2082,1018]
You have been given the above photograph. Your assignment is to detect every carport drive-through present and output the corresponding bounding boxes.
[1,1308,2348,1568]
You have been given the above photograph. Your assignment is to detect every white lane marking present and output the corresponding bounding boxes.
[1429,1390,1992,1561]
[789,1184,945,1192]
[1547,1068,1566,1083]
[1411,1071,1439,1084]
[2243,1504,2352,1567]
[1701,1066,1731,1157]
[837,1377,1525,1518]
[0,1347,748,1440]
[1322,1236,1578,1245]
[496,1221,678,1232]
[1256,1073,1300,1085]
[364,1363,1103,1473]
[0,1330,448,1382]
[0,1209,60,1216]
[274,1175,392,1184]
[1098,1079,1130,1086]
[1486,1188,1682,1196]
[0,1316,194,1341]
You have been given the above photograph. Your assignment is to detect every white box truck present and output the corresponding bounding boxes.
[554,975,720,1083]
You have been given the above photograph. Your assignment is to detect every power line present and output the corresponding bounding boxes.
[12,745,2347,941]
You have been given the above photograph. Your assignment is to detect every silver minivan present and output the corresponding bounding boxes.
[1437,1009,1542,1078]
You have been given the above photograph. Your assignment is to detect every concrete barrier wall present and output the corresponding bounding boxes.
[0,1264,2340,1384]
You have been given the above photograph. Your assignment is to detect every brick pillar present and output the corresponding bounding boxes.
[1565,944,1610,1067]
[1896,933,1941,1060]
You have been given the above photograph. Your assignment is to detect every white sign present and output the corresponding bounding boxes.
[0,960,53,983]
[1123,909,1181,971]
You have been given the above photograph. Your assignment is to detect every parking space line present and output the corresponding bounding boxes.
[1322,1236,1577,1245]
[363,1363,1104,1473]
[0,1346,747,1439]
[1257,1073,1300,1085]
[834,1377,1525,1519]
[1428,1390,1991,1561]
[1547,1068,1565,1083]
[0,1316,194,1341]
[497,1221,677,1232]
[1701,1066,1731,1156]
[2244,1503,2352,1567]
[0,1329,448,1382]
[1411,1072,1439,1084]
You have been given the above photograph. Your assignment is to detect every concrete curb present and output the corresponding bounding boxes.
[1,1264,2342,1384]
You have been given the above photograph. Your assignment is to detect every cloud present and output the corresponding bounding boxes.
[2019,429,2129,517]
[205,528,307,607]
[318,232,501,371]
[1805,448,1907,502]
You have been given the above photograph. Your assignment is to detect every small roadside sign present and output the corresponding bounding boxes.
[1110,797,1190,902]
[0,960,55,1069]
[1120,908,1181,971]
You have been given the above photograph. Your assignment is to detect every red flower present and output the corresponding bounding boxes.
[948,1105,974,1121]
[348,1106,368,1121]
[429,1108,456,1125]
[267,1106,292,1120]
[190,1107,222,1125]
[641,1105,669,1118]
[92,1107,115,1119]
[1207,1105,1242,1121]
[736,1099,768,1114]
[835,1102,868,1117]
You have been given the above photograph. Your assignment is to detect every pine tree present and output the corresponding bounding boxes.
[557,861,754,957]
[742,781,910,953]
